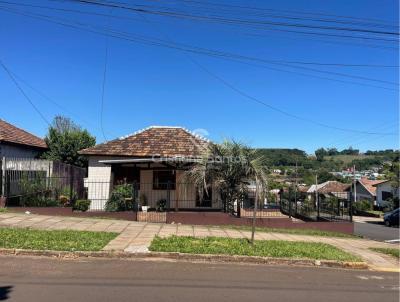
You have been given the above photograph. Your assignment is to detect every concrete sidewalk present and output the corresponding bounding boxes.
[0,212,398,271]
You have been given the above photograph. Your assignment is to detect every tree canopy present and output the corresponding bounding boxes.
[42,116,96,167]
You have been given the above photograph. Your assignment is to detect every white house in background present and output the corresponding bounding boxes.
[0,119,47,158]
[351,177,387,205]
[373,180,399,207]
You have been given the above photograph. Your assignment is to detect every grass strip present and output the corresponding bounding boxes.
[223,225,357,238]
[149,236,361,261]
[0,228,117,251]
[370,247,400,259]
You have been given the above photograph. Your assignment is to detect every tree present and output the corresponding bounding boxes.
[315,148,327,161]
[186,140,268,243]
[42,116,96,167]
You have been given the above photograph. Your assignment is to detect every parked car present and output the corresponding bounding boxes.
[383,208,399,227]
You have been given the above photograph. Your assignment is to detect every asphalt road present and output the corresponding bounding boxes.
[354,222,400,242]
[0,256,398,302]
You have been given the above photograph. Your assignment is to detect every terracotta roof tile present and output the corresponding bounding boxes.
[359,178,387,196]
[308,181,350,194]
[0,119,47,149]
[79,126,209,157]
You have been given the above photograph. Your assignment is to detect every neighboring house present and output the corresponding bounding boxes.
[307,181,350,200]
[79,126,221,211]
[373,180,399,207]
[351,177,387,205]
[0,119,47,158]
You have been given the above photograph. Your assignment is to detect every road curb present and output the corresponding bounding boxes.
[0,248,368,269]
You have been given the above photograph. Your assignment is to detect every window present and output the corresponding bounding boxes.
[153,170,176,190]
[382,191,393,201]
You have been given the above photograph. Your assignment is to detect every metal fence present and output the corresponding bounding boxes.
[85,181,224,211]
[1,157,86,207]
[280,192,352,222]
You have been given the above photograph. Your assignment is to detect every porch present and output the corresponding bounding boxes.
[86,159,222,211]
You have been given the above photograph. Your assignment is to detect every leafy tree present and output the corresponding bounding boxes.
[187,140,268,243]
[315,148,327,161]
[42,116,96,167]
[327,148,339,156]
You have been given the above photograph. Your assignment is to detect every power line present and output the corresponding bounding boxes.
[130,10,397,136]
[72,0,400,36]
[162,0,398,27]
[1,4,397,136]
[0,59,50,126]
[2,1,398,67]
[100,9,111,142]
[1,5,397,90]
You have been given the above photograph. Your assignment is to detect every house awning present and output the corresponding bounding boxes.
[98,157,201,165]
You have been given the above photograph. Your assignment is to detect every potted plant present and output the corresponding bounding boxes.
[140,193,148,212]
[157,199,167,212]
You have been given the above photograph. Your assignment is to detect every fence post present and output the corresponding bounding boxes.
[349,194,353,222]
[0,157,5,197]
[288,189,292,218]
[69,165,74,206]
[317,195,320,220]
[132,181,138,211]
[166,181,171,210]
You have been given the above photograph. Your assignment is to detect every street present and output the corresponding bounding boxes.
[354,221,400,242]
[0,256,398,302]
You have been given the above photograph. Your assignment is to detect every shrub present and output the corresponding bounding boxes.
[353,200,373,213]
[140,193,148,206]
[156,199,167,212]
[73,199,91,212]
[105,183,133,212]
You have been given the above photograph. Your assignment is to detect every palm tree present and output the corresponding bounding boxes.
[186,140,269,244]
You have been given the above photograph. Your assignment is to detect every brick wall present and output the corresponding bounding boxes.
[137,211,167,223]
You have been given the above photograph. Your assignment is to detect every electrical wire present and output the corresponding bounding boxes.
[0,59,50,126]
[1,5,397,90]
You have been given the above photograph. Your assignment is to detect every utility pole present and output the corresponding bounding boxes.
[315,174,319,220]
[353,165,357,202]
[294,161,298,214]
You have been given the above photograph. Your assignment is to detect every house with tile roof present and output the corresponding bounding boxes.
[350,177,388,206]
[373,180,399,207]
[307,180,350,199]
[0,119,47,159]
[79,126,218,211]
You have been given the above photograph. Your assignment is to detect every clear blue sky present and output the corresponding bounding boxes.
[0,0,398,154]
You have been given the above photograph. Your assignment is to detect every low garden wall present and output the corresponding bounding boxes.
[137,212,167,223]
[240,208,286,218]
[166,212,354,234]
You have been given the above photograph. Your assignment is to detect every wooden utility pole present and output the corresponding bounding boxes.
[315,174,319,220]
[294,161,298,214]
[353,165,357,203]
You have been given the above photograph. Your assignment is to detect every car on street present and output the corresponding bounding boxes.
[383,208,399,227]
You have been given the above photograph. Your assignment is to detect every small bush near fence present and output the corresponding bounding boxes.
[73,200,91,212]
[105,183,134,212]
[353,200,373,213]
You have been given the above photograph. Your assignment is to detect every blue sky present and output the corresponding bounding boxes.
[0,0,398,154]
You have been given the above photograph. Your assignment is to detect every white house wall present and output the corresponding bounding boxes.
[87,156,113,211]
[86,156,220,210]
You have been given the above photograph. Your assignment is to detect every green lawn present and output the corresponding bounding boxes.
[149,236,361,261]
[0,228,117,251]
[370,248,400,259]
[223,225,357,238]
[0,208,7,213]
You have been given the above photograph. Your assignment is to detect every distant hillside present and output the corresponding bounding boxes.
[257,148,308,166]
[258,148,397,171]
